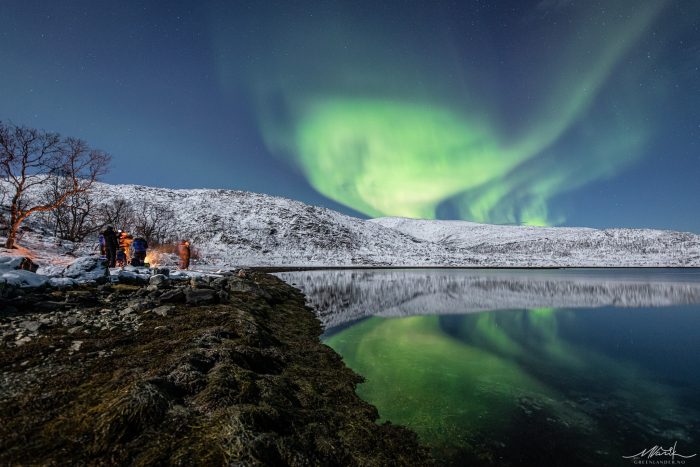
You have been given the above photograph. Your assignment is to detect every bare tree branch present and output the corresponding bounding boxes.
[132,200,176,246]
[95,197,135,231]
[0,121,111,248]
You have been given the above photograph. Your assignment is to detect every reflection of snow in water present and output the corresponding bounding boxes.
[276,269,700,329]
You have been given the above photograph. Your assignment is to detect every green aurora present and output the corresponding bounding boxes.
[212,1,668,225]
[324,309,696,462]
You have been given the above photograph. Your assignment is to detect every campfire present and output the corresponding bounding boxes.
[144,251,161,268]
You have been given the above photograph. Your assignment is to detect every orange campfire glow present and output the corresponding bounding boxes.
[145,252,160,267]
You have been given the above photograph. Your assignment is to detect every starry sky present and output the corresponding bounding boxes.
[1,0,699,232]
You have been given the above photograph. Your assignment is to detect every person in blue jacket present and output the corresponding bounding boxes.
[130,237,148,266]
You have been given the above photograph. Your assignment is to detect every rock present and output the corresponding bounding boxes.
[70,341,83,352]
[15,336,32,346]
[64,316,80,326]
[61,256,109,283]
[152,268,170,277]
[149,274,169,288]
[127,299,153,312]
[211,277,229,288]
[1,270,49,288]
[49,277,77,288]
[0,256,39,272]
[67,326,83,334]
[185,288,217,306]
[19,320,42,332]
[119,307,135,316]
[116,270,149,285]
[151,305,174,317]
[236,268,250,278]
[159,289,185,304]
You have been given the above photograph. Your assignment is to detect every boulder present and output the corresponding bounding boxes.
[149,274,169,288]
[116,270,149,285]
[1,270,49,288]
[0,256,39,272]
[62,257,109,283]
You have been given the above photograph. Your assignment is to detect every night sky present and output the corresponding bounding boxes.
[1,0,699,232]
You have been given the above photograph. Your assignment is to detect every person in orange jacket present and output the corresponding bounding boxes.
[118,231,133,265]
[178,240,191,270]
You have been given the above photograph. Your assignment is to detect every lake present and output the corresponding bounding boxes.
[276,269,700,467]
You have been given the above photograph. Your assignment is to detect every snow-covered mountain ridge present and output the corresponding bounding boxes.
[85,182,700,267]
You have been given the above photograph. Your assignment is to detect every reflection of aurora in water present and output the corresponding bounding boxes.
[279,270,700,466]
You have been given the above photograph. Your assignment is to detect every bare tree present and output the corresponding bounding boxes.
[44,175,99,242]
[0,181,8,234]
[95,197,135,232]
[132,201,176,246]
[0,122,110,248]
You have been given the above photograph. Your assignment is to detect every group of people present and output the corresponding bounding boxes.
[99,226,191,270]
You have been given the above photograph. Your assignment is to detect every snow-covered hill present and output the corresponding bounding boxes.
[88,183,434,266]
[371,217,700,267]
[6,181,700,267]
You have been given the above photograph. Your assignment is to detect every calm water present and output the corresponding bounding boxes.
[277,269,700,467]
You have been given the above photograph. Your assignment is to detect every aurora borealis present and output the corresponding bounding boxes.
[1,0,699,229]
[225,0,666,225]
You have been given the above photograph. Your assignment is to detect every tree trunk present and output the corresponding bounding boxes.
[4,198,20,248]
[4,221,20,249]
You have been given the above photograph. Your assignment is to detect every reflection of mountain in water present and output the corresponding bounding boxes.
[276,270,700,329]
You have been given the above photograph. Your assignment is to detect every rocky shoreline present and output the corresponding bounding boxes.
[0,271,432,465]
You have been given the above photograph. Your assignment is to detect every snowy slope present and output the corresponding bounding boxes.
[4,181,700,267]
[370,217,700,267]
[88,183,434,267]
